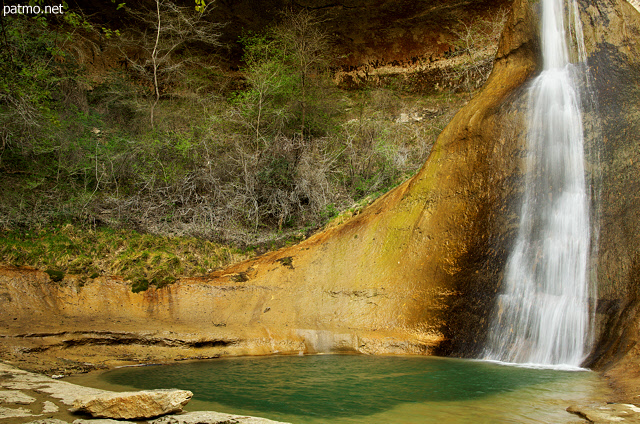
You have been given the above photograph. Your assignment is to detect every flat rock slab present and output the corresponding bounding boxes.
[567,403,640,423]
[1,362,289,424]
[73,389,193,419]
[0,363,107,406]
[150,411,291,424]
[42,400,59,413]
[0,404,37,419]
[0,389,37,404]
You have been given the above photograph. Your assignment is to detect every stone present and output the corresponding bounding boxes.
[0,389,37,404]
[0,363,108,406]
[72,389,193,419]
[41,400,59,413]
[149,411,291,424]
[36,381,108,406]
[73,419,128,424]
[0,405,37,419]
[567,403,640,423]
[25,420,70,424]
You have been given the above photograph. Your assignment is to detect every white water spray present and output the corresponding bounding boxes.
[484,0,593,366]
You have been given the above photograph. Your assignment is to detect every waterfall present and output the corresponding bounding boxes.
[483,0,593,367]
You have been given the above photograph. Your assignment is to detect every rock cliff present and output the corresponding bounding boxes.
[579,0,640,399]
[2,0,640,403]
[0,0,537,371]
[72,0,512,91]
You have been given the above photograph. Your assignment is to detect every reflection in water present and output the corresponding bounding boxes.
[72,355,610,423]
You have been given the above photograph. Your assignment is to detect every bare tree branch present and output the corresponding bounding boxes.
[118,0,225,127]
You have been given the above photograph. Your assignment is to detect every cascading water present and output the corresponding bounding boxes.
[483,0,593,367]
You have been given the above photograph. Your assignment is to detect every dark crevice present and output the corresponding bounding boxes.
[13,332,238,352]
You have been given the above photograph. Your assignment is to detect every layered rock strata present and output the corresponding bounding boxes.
[1,0,640,405]
[0,0,538,370]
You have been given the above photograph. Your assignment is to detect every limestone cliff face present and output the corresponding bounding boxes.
[578,0,640,398]
[205,0,512,66]
[74,0,512,91]
[3,0,640,390]
[0,0,537,371]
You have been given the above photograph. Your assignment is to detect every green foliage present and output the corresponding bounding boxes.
[276,256,293,268]
[321,204,339,220]
[235,31,297,142]
[0,15,107,204]
[0,226,251,287]
[236,11,337,143]
[0,16,64,147]
[131,278,149,293]
[101,27,121,39]
[194,0,206,13]
[0,6,472,252]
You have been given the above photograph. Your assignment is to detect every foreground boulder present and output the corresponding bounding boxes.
[72,389,192,419]
[150,411,291,424]
[567,403,640,423]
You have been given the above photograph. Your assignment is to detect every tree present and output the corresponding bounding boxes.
[236,31,295,148]
[235,10,334,146]
[122,0,224,128]
[228,10,336,230]
[273,9,331,139]
[448,8,509,96]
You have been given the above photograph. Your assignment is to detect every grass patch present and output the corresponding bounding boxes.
[0,225,253,292]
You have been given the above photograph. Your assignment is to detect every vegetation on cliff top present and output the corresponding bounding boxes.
[0,2,502,286]
[0,225,253,290]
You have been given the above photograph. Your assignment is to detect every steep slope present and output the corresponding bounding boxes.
[0,0,537,372]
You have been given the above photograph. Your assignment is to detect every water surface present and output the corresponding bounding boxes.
[69,355,610,423]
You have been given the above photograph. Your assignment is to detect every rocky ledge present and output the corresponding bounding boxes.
[0,362,289,424]
[567,403,640,424]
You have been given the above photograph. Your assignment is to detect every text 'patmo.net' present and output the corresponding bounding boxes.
[4,4,65,17]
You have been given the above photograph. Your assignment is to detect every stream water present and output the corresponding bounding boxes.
[483,0,595,366]
[68,355,610,423]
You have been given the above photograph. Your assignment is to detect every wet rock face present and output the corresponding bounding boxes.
[74,0,511,91]
[437,0,640,367]
[575,0,640,398]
